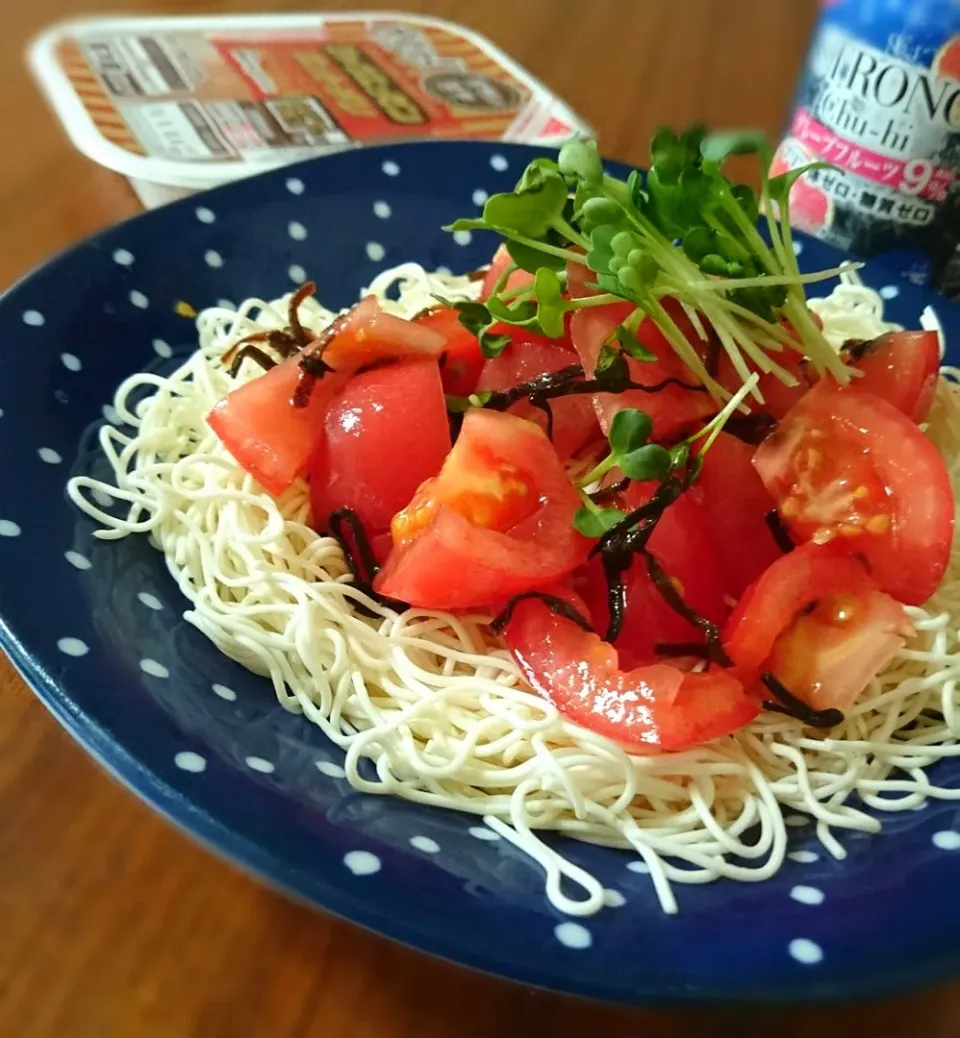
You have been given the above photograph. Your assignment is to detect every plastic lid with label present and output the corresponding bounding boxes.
[28,11,595,192]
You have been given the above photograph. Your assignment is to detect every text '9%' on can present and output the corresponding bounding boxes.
[772,0,960,298]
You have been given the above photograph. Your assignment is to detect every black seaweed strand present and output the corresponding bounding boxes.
[760,672,844,728]
[227,345,277,380]
[765,509,795,554]
[490,592,594,636]
[327,509,409,615]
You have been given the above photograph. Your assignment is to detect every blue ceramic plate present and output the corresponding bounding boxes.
[1,141,959,1006]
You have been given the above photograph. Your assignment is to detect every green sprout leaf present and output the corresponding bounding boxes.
[767,162,835,207]
[595,344,630,383]
[534,268,566,338]
[573,505,627,538]
[619,443,672,481]
[506,238,565,273]
[700,129,769,164]
[434,296,513,358]
[615,323,656,361]
[558,138,603,186]
[445,390,493,413]
[609,408,653,455]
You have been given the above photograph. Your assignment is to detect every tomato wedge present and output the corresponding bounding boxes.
[309,358,450,541]
[414,307,486,397]
[574,483,728,668]
[504,599,759,750]
[846,330,940,423]
[207,358,346,496]
[723,542,911,711]
[697,432,785,598]
[480,244,535,299]
[570,300,714,444]
[477,332,599,458]
[754,379,954,605]
[375,410,589,610]
[320,296,445,371]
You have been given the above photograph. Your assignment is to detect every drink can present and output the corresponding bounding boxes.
[773,0,960,297]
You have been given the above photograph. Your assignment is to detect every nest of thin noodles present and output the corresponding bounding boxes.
[67,265,960,916]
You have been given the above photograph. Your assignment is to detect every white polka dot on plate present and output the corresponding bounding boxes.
[381,159,400,176]
[785,814,808,827]
[453,230,472,246]
[195,206,215,224]
[933,830,960,850]
[245,756,274,774]
[152,338,172,359]
[490,154,509,172]
[92,488,113,508]
[315,760,345,778]
[38,447,61,464]
[129,290,149,309]
[102,403,121,424]
[790,885,825,906]
[468,826,500,841]
[288,221,308,241]
[344,850,381,876]
[792,239,804,256]
[216,299,235,311]
[137,592,162,611]
[23,310,44,327]
[0,520,21,538]
[286,177,304,195]
[366,241,385,262]
[472,188,488,206]
[788,938,823,965]
[61,353,82,372]
[140,658,169,678]
[65,551,91,570]
[555,922,592,949]
[204,250,223,268]
[174,751,206,773]
[604,889,626,908]
[212,683,236,701]
[879,284,900,300]
[113,248,134,266]
[788,850,819,864]
[288,264,307,284]
[410,835,440,854]
[626,860,650,874]
[373,200,392,218]
[57,637,89,657]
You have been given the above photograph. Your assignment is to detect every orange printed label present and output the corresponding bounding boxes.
[51,17,577,164]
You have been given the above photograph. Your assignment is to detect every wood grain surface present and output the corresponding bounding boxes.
[3,1,959,1035]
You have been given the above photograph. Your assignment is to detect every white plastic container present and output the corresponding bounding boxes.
[29,11,594,209]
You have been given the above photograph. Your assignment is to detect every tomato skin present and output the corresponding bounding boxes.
[505,599,759,750]
[481,244,535,299]
[697,432,785,598]
[308,358,451,543]
[846,331,940,423]
[321,296,445,371]
[723,541,876,680]
[477,332,599,458]
[375,410,589,610]
[722,541,910,711]
[207,358,347,496]
[570,301,714,444]
[414,307,486,397]
[754,379,954,606]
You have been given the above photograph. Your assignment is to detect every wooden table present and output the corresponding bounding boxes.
[3,1,959,1034]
